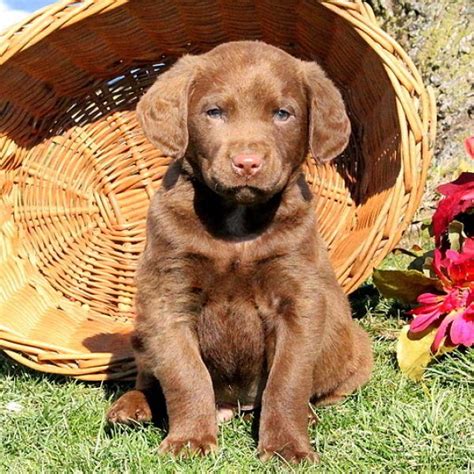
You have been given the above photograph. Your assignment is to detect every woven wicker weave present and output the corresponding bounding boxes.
[0,0,436,381]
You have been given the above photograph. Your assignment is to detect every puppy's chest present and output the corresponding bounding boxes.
[195,261,283,382]
[196,258,284,326]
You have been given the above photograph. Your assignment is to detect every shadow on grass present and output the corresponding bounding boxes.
[350,283,411,321]
[0,351,133,404]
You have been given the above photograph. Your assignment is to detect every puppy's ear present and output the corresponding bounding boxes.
[136,55,198,158]
[301,61,351,163]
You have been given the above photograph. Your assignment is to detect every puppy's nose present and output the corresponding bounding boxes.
[231,154,263,177]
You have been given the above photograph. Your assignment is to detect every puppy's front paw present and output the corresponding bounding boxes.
[158,433,217,457]
[258,442,319,464]
[107,390,152,425]
[258,431,319,464]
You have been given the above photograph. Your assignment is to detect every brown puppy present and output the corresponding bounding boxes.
[107,41,372,463]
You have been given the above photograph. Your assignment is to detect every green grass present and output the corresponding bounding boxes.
[1,290,472,473]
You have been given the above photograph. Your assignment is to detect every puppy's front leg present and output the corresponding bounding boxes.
[258,299,320,464]
[138,298,217,456]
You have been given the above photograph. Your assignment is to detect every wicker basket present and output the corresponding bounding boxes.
[0,0,436,381]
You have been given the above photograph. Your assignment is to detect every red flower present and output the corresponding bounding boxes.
[465,136,474,159]
[432,172,474,246]
[409,244,474,352]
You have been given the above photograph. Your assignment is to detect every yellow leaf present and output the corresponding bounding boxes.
[435,342,458,362]
[396,325,436,381]
[396,326,457,381]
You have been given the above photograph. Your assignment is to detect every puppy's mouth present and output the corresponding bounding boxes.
[196,156,287,204]
[211,181,270,204]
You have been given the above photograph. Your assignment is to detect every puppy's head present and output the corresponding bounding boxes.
[137,41,350,205]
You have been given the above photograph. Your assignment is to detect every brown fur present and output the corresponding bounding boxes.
[107,41,372,463]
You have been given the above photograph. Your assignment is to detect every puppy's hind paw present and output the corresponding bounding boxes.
[107,390,152,425]
[216,404,235,424]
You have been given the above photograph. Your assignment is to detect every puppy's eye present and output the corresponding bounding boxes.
[273,108,291,122]
[206,107,223,119]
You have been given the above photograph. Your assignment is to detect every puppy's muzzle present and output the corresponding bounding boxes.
[231,153,263,178]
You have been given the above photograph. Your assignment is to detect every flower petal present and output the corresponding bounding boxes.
[437,172,474,196]
[467,292,474,307]
[410,301,443,315]
[450,311,474,347]
[417,292,443,304]
[433,172,474,245]
[431,315,453,352]
[465,136,474,159]
[410,309,443,332]
[463,238,474,256]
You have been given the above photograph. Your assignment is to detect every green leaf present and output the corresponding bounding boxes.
[397,325,457,381]
[373,269,442,304]
[422,255,435,278]
[408,250,434,274]
[448,220,465,251]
